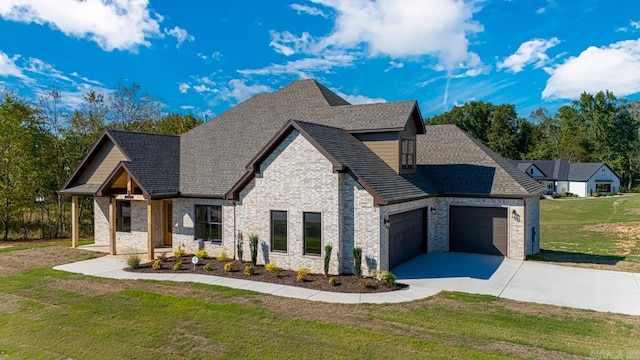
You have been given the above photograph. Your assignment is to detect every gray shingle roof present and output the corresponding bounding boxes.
[415,125,544,196]
[107,130,180,195]
[180,79,418,196]
[567,163,606,181]
[514,159,610,182]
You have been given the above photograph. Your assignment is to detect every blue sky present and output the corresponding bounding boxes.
[1,0,639,120]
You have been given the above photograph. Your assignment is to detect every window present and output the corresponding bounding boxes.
[602,169,606,176]
[530,168,534,175]
[270,211,287,252]
[195,205,222,242]
[303,212,321,256]
[596,183,611,193]
[116,201,131,232]
[401,139,415,170]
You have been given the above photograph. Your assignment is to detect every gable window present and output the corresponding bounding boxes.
[530,168,534,175]
[195,205,222,243]
[602,169,606,176]
[401,139,415,170]
[271,211,287,252]
[303,212,321,256]
[116,201,131,232]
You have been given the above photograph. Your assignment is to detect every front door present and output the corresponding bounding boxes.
[164,201,173,246]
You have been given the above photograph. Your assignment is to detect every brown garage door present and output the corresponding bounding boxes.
[449,206,507,256]
[389,208,426,269]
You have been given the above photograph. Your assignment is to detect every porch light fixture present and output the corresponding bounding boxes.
[511,209,520,221]
[430,207,436,215]
[384,218,390,228]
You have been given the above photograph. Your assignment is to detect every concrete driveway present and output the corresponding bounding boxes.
[393,252,640,316]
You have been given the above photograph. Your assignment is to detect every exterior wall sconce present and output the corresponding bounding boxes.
[511,209,520,221]
[384,218,391,228]
[430,207,436,215]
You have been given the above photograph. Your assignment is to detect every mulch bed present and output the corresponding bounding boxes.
[126,255,407,293]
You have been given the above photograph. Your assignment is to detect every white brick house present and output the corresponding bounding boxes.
[62,80,543,274]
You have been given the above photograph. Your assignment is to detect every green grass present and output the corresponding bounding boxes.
[531,193,640,271]
[0,240,92,253]
[1,266,639,359]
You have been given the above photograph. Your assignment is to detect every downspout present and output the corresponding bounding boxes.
[233,200,237,260]
[523,198,527,258]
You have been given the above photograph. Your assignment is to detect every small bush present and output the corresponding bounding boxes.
[195,249,208,259]
[359,278,378,289]
[265,261,282,277]
[203,262,212,271]
[125,254,141,269]
[243,265,255,276]
[249,234,259,266]
[173,262,183,271]
[324,244,333,276]
[174,245,185,258]
[328,276,338,286]
[237,231,244,262]
[296,267,310,282]
[224,262,233,272]
[353,247,362,277]
[593,193,600,197]
[376,270,396,286]
[217,250,229,262]
[152,259,162,270]
[617,192,622,196]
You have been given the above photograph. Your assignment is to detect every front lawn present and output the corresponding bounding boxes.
[0,246,639,359]
[531,193,640,272]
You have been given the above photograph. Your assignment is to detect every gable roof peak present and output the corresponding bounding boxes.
[275,79,351,107]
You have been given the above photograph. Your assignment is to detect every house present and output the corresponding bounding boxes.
[515,159,620,197]
[61,79,544,275]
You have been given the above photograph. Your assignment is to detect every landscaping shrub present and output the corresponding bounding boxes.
[353,247,362,277]
[224,262,233,272]
[125,254,141,269]
[376,270,396,286]
[195,249,208,259]
[237,231,244,262]
[593,193,600,197]
[265,261,282,277]
[324,244,332,276]
[243,265,255,276]
[174,245,185,258]
[173,262,183,271]
[217,250,229,262]
[152,259,162,270]
[249,234,259,266]
[328,276,338,286]
[296,267,310,282]
[203,262,212,271]
[359,278,378,289]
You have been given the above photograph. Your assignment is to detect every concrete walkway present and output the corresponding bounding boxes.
[53,252,640,315]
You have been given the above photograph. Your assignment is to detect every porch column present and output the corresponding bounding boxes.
[71,195,79,248]
[147,199,154,261]
[109,197,116,255]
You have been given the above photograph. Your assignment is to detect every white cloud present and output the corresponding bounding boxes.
[542,39,640,100]
[536,7,546,14]
[178,82,190,93]
[219,79,272,103]
[197,51,222,61]
[312,0,483,69]
[291,3,327,17]
[193,84,215,94]
[238,54,355,77]
[0,51,29,80]
[332,89,385,104]
[632,20,640,29]
[384,60,404,72]
[165,26,195,48]
[616,27,629,33]
[0,0,163,51]
[179,105,195,110]
[269,30,315,56]
[497,37,560,73]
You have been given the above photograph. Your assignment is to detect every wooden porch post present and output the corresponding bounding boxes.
[147,199,154,261]
[109,197,116,255]
[71,195,79,248]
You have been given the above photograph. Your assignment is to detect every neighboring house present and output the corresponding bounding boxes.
[515,159,620,197]
[61,80,544,274]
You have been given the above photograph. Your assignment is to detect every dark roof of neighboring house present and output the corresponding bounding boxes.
[514,159,615,182]
[415,125,544,197]
[180,79,423,197]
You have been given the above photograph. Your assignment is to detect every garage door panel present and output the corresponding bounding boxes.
[389,208,426,269]
[449,206,507,256]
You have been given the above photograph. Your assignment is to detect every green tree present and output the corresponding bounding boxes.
[154,113,203,135]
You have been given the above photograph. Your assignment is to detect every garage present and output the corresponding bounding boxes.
[389,208,427,269]
[449,206,508,256]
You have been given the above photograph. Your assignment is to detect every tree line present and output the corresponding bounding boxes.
[0,84,202,240]
[425,91,640,191]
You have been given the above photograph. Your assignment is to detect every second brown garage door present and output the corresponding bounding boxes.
[449,206,508,256]
[389,208,426,269]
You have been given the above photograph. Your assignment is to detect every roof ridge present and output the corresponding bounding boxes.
[106,129,180,138]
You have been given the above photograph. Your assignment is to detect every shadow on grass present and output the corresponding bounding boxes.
[529,249,625,266]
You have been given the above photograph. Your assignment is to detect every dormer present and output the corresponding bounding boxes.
[351,102,424,174]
